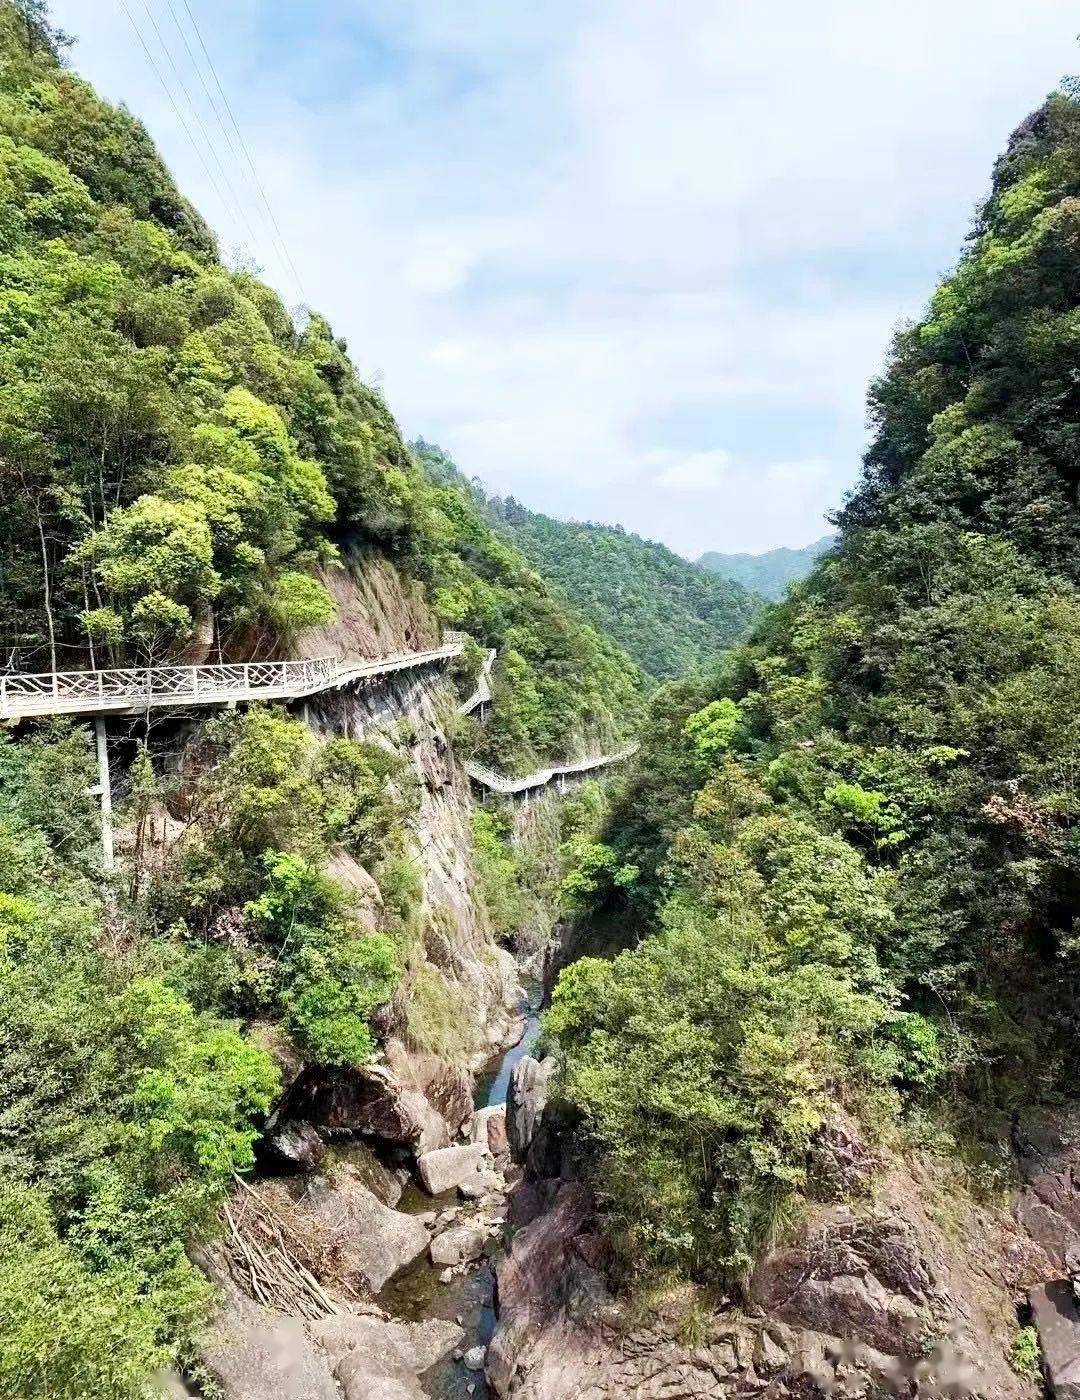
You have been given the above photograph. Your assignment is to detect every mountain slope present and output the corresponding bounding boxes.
[697,532,836,598]
[0,6,642,1389]
[0,10,640,776]
[548,82,1080,1325]
[412,440,762,680]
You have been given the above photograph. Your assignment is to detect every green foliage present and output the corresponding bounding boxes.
[1009,1324,1040,1380]
[139,708,407,1056]
[246,852,397,1065]
[472,806,532,938]
[550,86,1080,1291]
[0,726,277,1392]
[697,534,836,600]
[475,481,761,680]
[683,697,741,763]
[0,1183,171,1400]
[557,838,638,913]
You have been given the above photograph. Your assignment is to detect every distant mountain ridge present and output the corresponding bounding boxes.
[697,533,836,599]
[411,440,763,680]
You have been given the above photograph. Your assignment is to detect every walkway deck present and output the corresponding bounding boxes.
[0,643,464,722]
[0,636,637,800]
[457,647,496,717]
[464,744,639,797]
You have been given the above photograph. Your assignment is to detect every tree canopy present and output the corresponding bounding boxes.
[548,88,1080,1289]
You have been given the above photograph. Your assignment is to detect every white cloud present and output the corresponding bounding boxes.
[651,450,732,495]
[48,0,1080,555]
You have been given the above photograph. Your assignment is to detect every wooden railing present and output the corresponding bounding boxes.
[0,642,464,721]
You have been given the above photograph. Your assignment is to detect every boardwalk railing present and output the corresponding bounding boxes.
[458,648,496,717]
[464,743,639,797]
[0,642,464,722]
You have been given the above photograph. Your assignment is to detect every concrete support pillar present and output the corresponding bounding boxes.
[94,714,114,873]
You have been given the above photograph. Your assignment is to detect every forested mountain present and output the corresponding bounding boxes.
[548,88,1080,1289]
[0,5,641,1389]
[0,9,640,775]
[412,440,762,679]
[697,532,836,598]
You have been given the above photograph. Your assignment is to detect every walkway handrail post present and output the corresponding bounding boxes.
[0,675,5,719]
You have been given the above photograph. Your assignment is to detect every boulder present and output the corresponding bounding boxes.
[283,1062,450,1155]
[1015,1104,1080,1269]
[1030,1280,1080,1400]
[459,1170,504,1201]
[471,1105,509,1158]
[297,1170,429,1293]
[384,1037,474,1136]
[258,1119,325,1174]
[197,1253,339,1400]
[417,1143,490,1195]
[430,1225,487,1268]
[463,1344,486,1371]
[310,1313,462,1400]
[506,1056,553,1164]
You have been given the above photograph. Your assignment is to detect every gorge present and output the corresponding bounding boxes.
[3,4,1080,1399]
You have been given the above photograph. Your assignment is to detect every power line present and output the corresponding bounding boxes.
[161,0,266,254]
[136,0,261,253]
[117,0,233,227]
[175,0,309,304]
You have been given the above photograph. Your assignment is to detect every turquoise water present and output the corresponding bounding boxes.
[385,981,543,1398]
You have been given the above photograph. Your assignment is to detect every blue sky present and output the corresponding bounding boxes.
[50,0,1080,555]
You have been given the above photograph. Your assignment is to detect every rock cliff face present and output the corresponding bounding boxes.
[186,550,524,1392]
[300,548,523,1071]
[488,1117,1056,1400]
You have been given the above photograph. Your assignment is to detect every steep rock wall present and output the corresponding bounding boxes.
[300,548,522,1069]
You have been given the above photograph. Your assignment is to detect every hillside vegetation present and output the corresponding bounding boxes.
[548,91,1080,1286]
[414,440,761,680]
[0,6,640,775]
[697,533,836,599]
[0,5,641,1391]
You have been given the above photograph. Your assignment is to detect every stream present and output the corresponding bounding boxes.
[381,981,543,1398]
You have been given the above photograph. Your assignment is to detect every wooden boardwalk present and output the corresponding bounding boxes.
[465,744,639,798]
[0,644,463,722]
[1,636,636,800]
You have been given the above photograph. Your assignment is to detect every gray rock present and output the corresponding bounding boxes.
[506,1056,553,1164]
[200,1291,338,1400]
[471,1105,509,1157]
[463,1345,486,1371]
[295,1170,429,1293]
[418,1142,489,1195]
[259,1118,325,1174]
[430,1225,487,1267]
[459,1170,504,1200]
[1031,1280,1080,1399]
[283,1061,451,1155]
[310,1314,462,1400]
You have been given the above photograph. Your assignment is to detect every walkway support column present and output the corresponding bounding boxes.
[94,714,114,872]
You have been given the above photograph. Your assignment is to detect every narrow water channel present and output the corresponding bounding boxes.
[382,981,543,1398]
